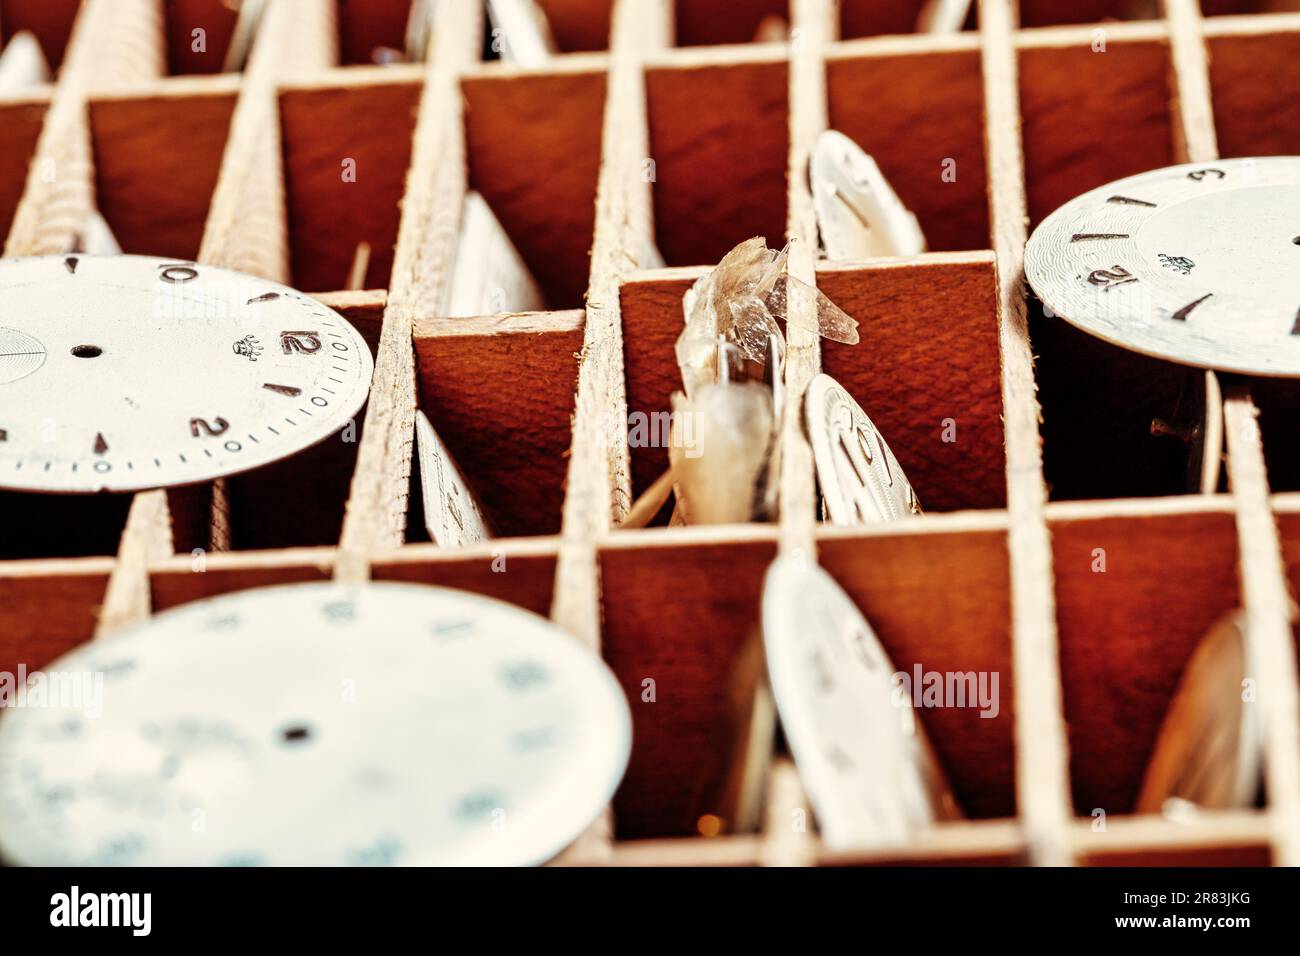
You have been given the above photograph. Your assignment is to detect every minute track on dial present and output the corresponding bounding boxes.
[0,255,374,493]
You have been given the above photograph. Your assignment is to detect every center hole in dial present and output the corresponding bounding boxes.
[70,345,102,358]
[278,723,314,745]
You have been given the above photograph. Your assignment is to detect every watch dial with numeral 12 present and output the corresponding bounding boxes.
[0,255,374,493]
[0,582,633,866]
[1024,156,1300,377]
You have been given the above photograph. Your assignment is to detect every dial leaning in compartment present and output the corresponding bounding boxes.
[1024,156,1300,377]
[0,255,374,493]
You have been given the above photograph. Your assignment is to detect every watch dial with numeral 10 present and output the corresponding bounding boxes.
[1024,156,1300,377]
[0,254,374,493]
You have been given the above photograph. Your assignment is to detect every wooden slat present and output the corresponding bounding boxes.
[335,0,482,579]
[551,0,668,642]
[1162,0,1300,868]
[1164,0,1220,162]
[548,0,673,864]
[775,0,832,561]
[978,0,1074,866]
[754,0,829,863]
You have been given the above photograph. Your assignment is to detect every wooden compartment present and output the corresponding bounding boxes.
[411,310,584,538]
[1020,26,1175,230]
[646,51,788,266]
[827,42,989,253]
[537,0,614,50]
[280,69,422,293]
[1019,26,1190,502]
[619,253,1003,515]
[0,558,114,677]
[462,61,606,308]
[818,519,1016,820]
[841,1,975,39]
[1202,0,1300,15]
[1019,1,1159,27]
[674,0,789,46]
[1207,19,1300,157]
[89,79,238,259]
[164,0,241,74]
[818,254,1005,511]
[1051,502,1241,815]
[0,0,80,71]
[600,527,777,837]
[2,0,1299,871]
[337,0,415,66]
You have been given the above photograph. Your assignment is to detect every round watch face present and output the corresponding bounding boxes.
[805,373,920,525]
[810,130,927,261]
[1024,156,1300,377]
[0,582,633,866]
[762,557,957,849]
[1134,610,1262,813]
[0,254,374,493]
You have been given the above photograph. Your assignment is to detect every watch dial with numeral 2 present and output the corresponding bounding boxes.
[1024,156,1300,377]
[0,255,374,493]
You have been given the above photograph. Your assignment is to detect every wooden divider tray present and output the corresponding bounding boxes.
[2,0,1299,867]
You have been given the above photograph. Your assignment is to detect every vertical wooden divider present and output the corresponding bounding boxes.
[755,0,835,869]
[335,0,481,579]
[95,0,338,637]
[777,0,831,561]
[551,0,671,862]
[978,0,1074,866]
[1161,0,1300,866]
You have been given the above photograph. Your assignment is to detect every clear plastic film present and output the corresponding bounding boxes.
[667,237,859,524]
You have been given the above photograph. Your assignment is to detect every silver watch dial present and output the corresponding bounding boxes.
[1025,157,1300,377]
[0,582,632,866]
[805,373,920,525]
[0,255,374,493]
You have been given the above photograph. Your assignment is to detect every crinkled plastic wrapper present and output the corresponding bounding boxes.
[669,382,775,525]
[675,237,859,398]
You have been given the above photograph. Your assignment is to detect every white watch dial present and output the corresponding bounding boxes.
[1025,156,1300,377]
[0,582,633,866]
[0,255,374,493]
